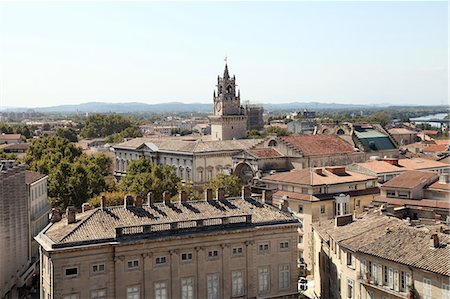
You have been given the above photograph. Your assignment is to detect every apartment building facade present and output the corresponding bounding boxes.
[260,166,379,272]
[35,191,301,299]
[312,212,450,299]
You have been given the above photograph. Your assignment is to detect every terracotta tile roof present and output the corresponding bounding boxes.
[353,161,402,174]
[374,196,450,209]
[359,226,450,277]
[42,198,296,247]
[0,134,22,141]
[382,170,437,189]
[314,213,450,276]
[434,139,450,145]
[2,143,30,151]
[281,135,355,156]
[273,190,318,202]
[423,144,449,153]
[397,158,450,170]
[247,148,283,158]
[262,168,376,186]
[428,181,450,191]
[388,128,417,135]
[25,170,47,185]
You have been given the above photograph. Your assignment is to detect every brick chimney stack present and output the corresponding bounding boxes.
[135,194,143,208]
[216,188,225,200]
[241,186,251,199]
[204,188,213,201]
[100,195,106,210]
[163,191,171,204]
[431,234,440,248]
[82,203,91,213]
[262,190,273,205]
[124,195,134,208]
[66,206,77,224]
[146,192,153,206]
[179,190,187,202]
[49,208,61,223]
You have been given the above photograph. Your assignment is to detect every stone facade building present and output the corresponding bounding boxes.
[25,171,50,263]
[312,212,450,299]
[113,136,259,185]
[260,166,378,273]
[0,161,31,298]
[36,190,301,299]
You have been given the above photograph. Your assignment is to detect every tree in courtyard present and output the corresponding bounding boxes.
[205,173,242,197]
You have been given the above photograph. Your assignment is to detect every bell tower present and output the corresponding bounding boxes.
[209,61,247,141]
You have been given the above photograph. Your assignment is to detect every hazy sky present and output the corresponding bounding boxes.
[0,1,448,108]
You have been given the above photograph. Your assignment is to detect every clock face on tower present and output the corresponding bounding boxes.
[215,102,222,114]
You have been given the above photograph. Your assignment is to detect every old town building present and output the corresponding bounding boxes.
[259,166,378,273]
[35,190,300,299]
[113,136,259,185]
[312,211,450,299]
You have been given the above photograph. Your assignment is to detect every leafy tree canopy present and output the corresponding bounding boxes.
[264,126,292,137]
[56,127,78,142]
[119,158,180,201]
[80,114,136,138]
[205,173,242,197]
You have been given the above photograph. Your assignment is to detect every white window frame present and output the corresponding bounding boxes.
[91,289,106,299]
[279,241,289,250]
[181,252,193,262]
[126,286,140,299]
[155,256,167,265]
[155,281,168,299]
[423,278,432,299]
[181,277,194,299]
[92,263,105,274]
[207,273,220,299]
[347,279,354,299]
[127,260,139,270]
[208,250,219,259]
[232,270,244,297]
[232,246,243,256]
[258,266,270,293]
[279,264,290,289]
[258,242,270,254]
[442,283,450,299]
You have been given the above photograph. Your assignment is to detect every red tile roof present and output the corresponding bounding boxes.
[428,181,450,191]
[423,144,449,153]
[247,148,283,158]
[382,170,437,189]
[281,135,355,156]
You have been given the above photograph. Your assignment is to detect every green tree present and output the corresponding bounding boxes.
[119,158,180,200]
[0,149,19,161]
[206,173,242,197]
[56,127,78,142]
[264,126,292,137]
[245,129,265,139]
[24,136,111,209]
[80,114,134,138]
[89,191,127,207]
[369,112,391,127]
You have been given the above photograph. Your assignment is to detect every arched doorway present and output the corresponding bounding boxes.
[233,163,254,184]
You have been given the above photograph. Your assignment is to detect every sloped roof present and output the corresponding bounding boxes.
[247,148,284,158]
[281,135,355,156]
[354,158,449,174]
[355,129,396,151]
[0,134,22,140]
[42,197,296,247]
[273,190,318,202]
[313,213,450,276]
[382,170,437,189]
[388,128,417,135]
[263,168,376,186]
[25,170,47,185]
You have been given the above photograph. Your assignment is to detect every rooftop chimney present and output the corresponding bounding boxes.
[49,208,61,223]
[100,195,106,210]
[281,199,289,212]
[146,192,153,206]
[204,188,213,201]
[124,195,134,208]
[335,214,353,227]
[325,166,346,175]
[216,188,225,200]
[179,190,187,202]
[262,190,273,205]
[381,158,399,166]
[314,168,323,175]
[241,186,251,199]
[163,191,171,204]
[66,206,77,224]
[431,234,440,248]
[135,194,143,208]
[81,202,91,213]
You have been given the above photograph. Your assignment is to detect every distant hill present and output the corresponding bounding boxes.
[1,101,381,114]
